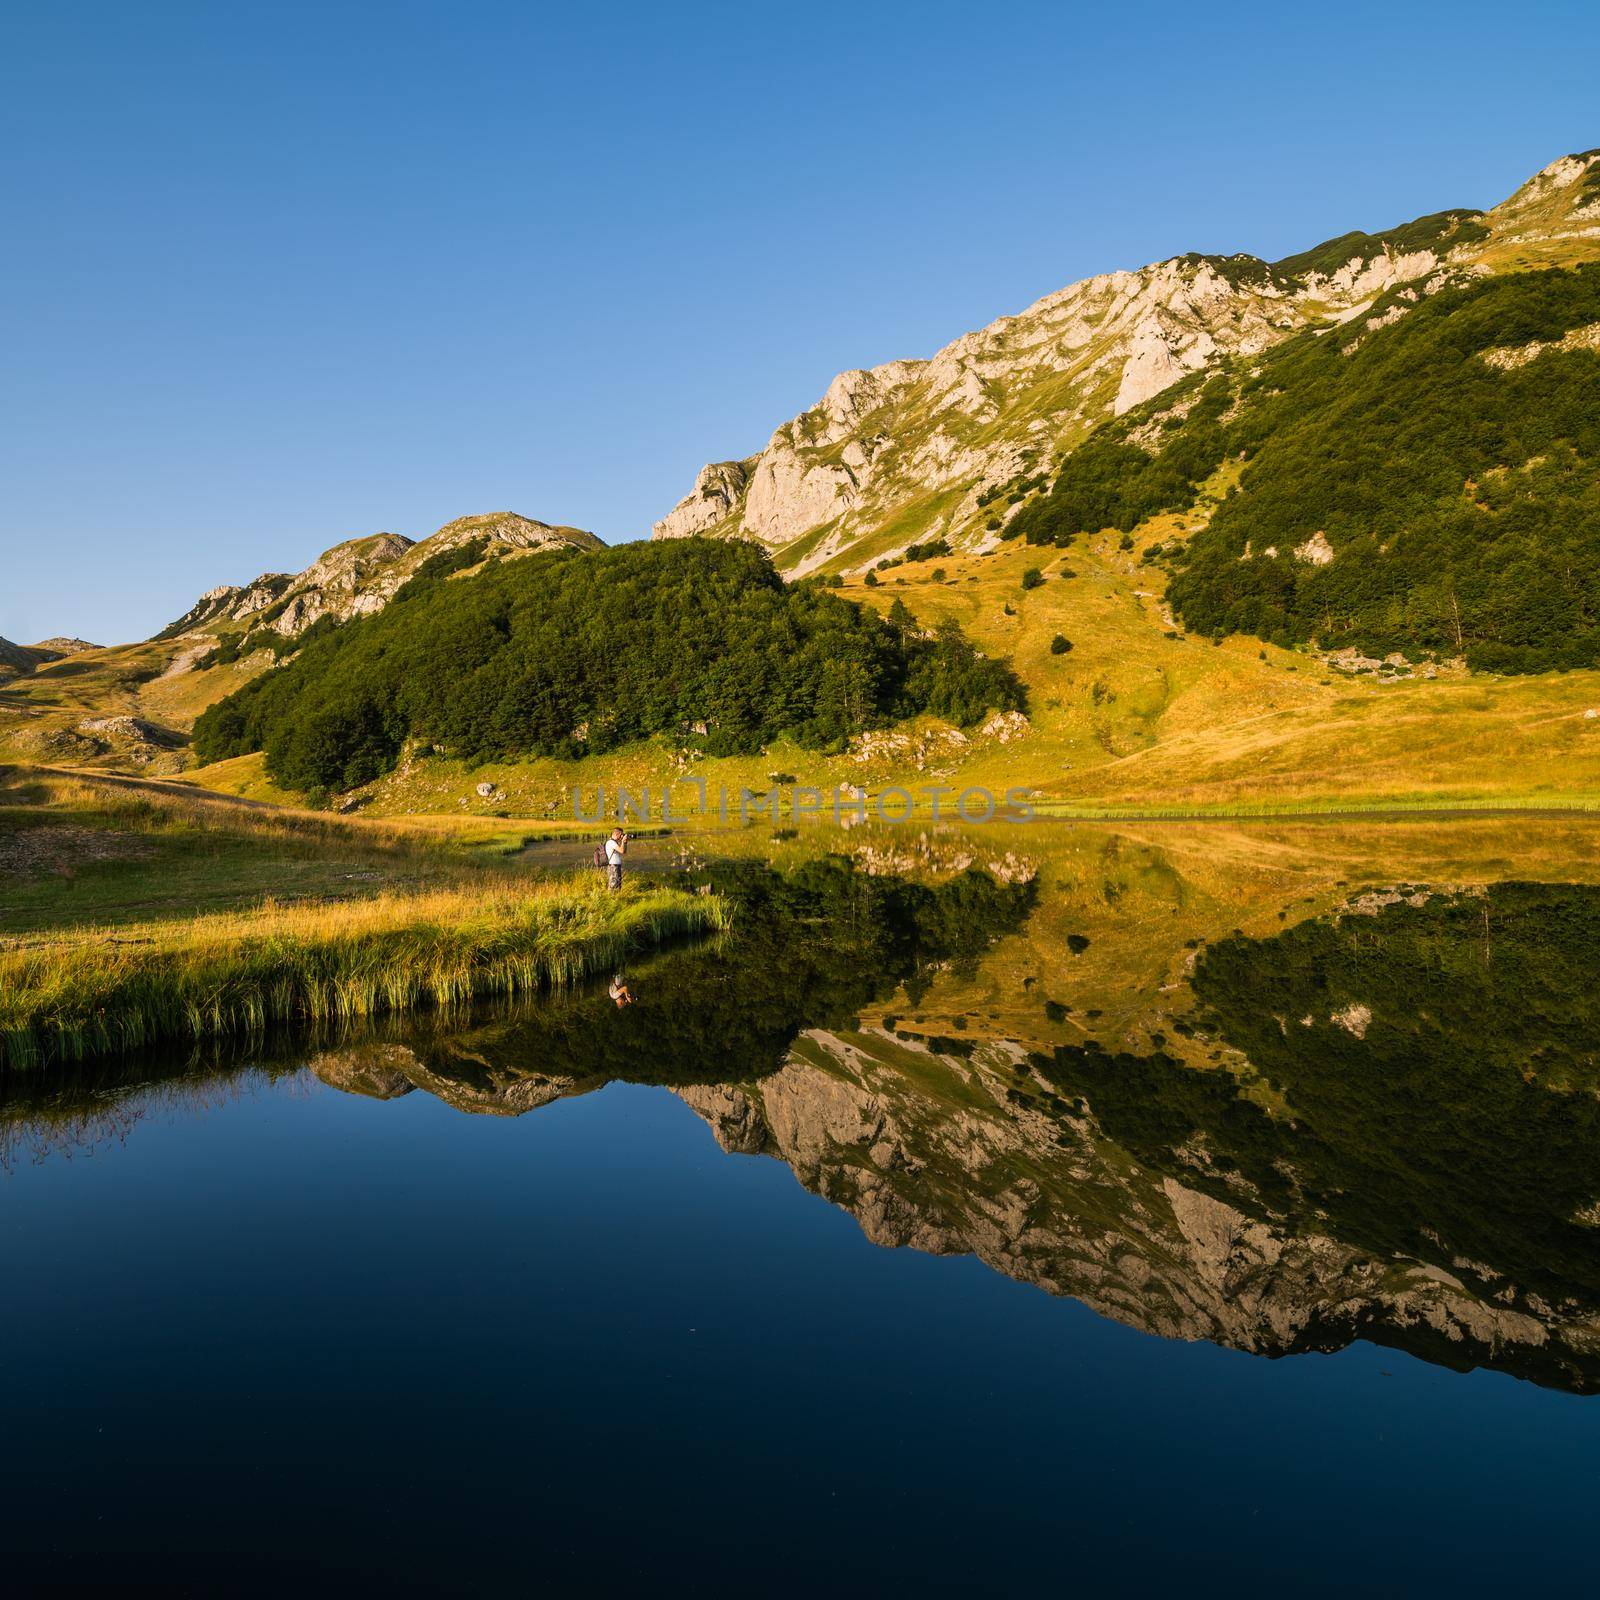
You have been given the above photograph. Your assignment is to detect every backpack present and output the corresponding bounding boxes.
[593,843,606,868]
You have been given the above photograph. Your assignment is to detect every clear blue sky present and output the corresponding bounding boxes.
[3,0,1597,645]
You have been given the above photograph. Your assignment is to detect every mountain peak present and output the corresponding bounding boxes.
[158,512,602,643]
[652,150,1600,576]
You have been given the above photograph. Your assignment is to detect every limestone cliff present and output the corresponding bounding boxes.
[653,152,1600,575]
[161,511,602,642]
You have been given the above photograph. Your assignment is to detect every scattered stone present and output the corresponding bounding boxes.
[978,709,1031,743]
[1331,1002,1373,1039]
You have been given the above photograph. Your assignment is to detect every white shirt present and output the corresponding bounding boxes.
[605,838,624,866]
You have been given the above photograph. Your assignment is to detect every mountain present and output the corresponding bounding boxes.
[159,511,602,644]
[0,512,602,775]
[8,152,1600,807]
[0,635,96,680]
[0,636,43,681]
[652,152,1600,579]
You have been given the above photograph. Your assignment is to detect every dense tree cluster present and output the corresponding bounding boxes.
[193,538,1024,794]
[1013,372,1234,544]
[1015,264,1600,672]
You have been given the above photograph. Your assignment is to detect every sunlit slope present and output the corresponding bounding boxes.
[168,523,1600,818]
[0,636,251,773]
[838,540,1600,811]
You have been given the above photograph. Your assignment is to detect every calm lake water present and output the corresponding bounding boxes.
[6,823,1600,1593]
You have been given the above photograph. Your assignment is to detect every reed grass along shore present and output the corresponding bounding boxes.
[0,875,728,1071]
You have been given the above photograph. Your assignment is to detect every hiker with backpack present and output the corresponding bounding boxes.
[595,827,627,890]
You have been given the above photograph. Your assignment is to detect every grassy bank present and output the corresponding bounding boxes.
[0,875,728,1071]
[0,765,636,933]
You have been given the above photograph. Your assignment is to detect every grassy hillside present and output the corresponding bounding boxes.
[0,766,725,1069]
[169,535,1600,822]
[192,539,1023,796]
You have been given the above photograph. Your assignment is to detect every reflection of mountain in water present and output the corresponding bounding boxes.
[7,864,1599,1391]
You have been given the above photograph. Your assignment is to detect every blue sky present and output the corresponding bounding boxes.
[3,0,1597,644]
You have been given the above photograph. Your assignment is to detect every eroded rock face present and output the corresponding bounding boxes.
[653,461,753,540]
[647,255,1434,572]
[650,153,1600,575]
[159,513,602,645]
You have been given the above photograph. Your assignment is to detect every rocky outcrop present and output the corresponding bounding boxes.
[651,152,1600,575]
[653,461,754,540]
[31,637,100,655]
[650,251,1437,572]
[159,511,603,646]
[1481,319,1600,371]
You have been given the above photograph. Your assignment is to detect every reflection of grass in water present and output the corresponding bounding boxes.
[0,857,1037,1152]
[0,874,728,1071]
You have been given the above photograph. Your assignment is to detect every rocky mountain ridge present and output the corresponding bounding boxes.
[159,511,601,643]
[653,152,1600,575]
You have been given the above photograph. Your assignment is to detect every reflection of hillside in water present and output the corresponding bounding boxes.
[7,843,1600,1391]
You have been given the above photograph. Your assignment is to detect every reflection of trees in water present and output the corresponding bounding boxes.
[12,870,1600,1389]
[333,858,1039,1104]
[1046,882,1600,1311]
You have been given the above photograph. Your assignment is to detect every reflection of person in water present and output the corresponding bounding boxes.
[608,973,635,1007]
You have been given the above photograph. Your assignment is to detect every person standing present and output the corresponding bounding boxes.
[604,827,628,891]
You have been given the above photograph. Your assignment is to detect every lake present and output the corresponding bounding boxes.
[6,819,1600,1593]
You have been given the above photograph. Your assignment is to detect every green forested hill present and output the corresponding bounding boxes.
[1015,263,1600,672]
[192,539,1024,794]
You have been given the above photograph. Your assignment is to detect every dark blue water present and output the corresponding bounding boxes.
[4,1065,1597,1596]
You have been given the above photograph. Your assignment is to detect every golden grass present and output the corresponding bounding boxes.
[0,873,728,1071]
[2,765,579,860]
